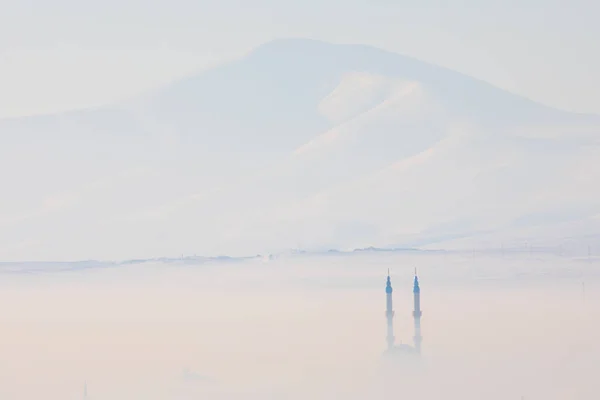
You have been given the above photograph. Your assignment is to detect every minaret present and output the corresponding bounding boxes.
[83,382,88,399]
[385,269,395,350]
[412,269,422,354]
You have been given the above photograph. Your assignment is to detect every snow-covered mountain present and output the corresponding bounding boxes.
[1,38,599,260]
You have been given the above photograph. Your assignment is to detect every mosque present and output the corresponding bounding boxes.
[383,269,422,357]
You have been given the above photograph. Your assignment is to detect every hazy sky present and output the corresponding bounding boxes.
[1,0,598,118]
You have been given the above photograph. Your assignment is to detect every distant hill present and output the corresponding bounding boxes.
[0,38,599,260]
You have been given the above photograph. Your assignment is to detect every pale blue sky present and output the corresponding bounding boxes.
[0,0,598,117]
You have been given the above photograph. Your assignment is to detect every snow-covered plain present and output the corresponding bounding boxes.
[0,252,597,399]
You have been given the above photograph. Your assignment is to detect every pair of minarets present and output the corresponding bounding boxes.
[385,269,422,353]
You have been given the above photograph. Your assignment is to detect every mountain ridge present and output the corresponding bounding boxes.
[0,38,599,260]
[2,38,599,128]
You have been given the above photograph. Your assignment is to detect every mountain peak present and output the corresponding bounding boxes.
[1,38,599,260]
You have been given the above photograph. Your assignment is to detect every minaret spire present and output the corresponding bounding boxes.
[412,270,422,354]
[385,270,395,350]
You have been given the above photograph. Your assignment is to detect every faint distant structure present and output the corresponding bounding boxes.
[385,269,395,351]
[83,382,88,399]
[383,270,422,356]
[412,269,422,354]
[559,243,564,257]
